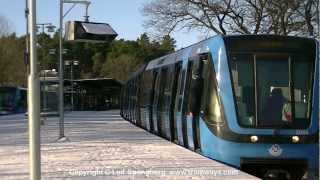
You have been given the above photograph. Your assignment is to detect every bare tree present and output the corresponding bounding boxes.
[142,0,318,36]
[142,0,232,35]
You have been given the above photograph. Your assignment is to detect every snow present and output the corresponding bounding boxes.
[0,110,258,179]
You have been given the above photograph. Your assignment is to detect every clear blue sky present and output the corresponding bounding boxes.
[0,0,203,49]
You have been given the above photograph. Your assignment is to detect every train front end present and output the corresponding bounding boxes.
[200,35,319,180]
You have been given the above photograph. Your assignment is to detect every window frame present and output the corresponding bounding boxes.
[228,52,315,129]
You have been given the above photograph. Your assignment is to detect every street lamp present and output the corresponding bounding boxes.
[58,0,91,140]
[36,23,55,120]
[36,23,56,34]
[58,0,116,140]
[25,0,29,67]
[65,60,79,111]
[27,0,41,179]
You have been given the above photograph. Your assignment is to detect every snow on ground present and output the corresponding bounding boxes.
[0,110,258,179]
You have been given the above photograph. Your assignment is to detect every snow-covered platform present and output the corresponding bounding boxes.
[0,110,258,179]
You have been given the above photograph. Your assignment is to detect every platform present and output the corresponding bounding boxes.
[0,111,258,179]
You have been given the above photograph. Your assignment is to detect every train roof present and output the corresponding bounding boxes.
[145,36,216,70]
[145,34,317,71]
[124,34,318,82]
[124,64,148,83]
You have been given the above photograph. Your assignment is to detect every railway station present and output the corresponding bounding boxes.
[0,0,319,180]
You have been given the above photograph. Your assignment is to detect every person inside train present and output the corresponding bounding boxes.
[261,88,292,126]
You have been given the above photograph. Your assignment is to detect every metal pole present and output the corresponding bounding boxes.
[84,3,89,22]
[25,0,29,69]
[57,0,90,139]
[28,0,41,179]
[59,0,65,138]
[63,0,91,21]
[40,27,46,117]
[71,62,74,111]
[41,25,44,35]
[42,70,46,118]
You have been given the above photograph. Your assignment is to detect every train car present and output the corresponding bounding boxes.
[120,35,319,180]
[0,86,27,115]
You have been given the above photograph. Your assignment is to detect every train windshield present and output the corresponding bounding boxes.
[0,87,16,111]
[230,53,314,129]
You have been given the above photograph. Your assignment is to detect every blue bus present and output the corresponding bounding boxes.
[0,86,27,115]
[120,35,319,179]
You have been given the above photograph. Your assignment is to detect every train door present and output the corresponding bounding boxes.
[151,70,161,134]
[131,81,135,123]
[135,76,142,126]
[139,74,146,129]
[143,71,153,131]
[120,87,124,116]
[125,85,129,120]
[148,70,156,132]
[180,61,194,148]
[122,85,126,118]
[131,81,135,122]
[126,83,130,120]
[129,82,133,122]
[170,62,182,142]
[158,67,171,139]
[174,66,187,146]
[184,55,206,151]
[132,80,136,123]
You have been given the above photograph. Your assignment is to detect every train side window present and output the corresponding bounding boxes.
[230,54,255,126]
[181,61,194,114]
[142,71,153,107]
[158,67,168,113]
[165,65,175,112]
[186,59,204,115]
[153,70,161,107]
[175,68,186,112]
[179,70,186,95]
[201,55,224,124]
[20,90,27,109]
[171,62,182,140]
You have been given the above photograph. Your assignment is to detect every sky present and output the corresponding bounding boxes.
[0,0,204,49]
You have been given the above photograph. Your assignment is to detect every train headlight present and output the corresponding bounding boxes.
[292,136,300,143]
[250,135,258,143]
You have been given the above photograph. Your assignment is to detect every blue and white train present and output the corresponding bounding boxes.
[0,86,27,115]
[120,35,319,180]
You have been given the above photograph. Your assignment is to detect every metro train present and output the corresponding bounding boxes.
[120,35,319,180]
[0,86,27,115]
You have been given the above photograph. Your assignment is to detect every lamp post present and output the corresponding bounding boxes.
[36,23,55,118]
[36,23,56,34]
[65,60,79,111]
[58,0,91,140]
[27,0,41,179]
[25,0,29,68]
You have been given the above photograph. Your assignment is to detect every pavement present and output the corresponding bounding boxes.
[0,110,258,179]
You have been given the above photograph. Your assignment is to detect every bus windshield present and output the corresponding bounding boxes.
[230,53,314,129]
[0,88,16,111]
